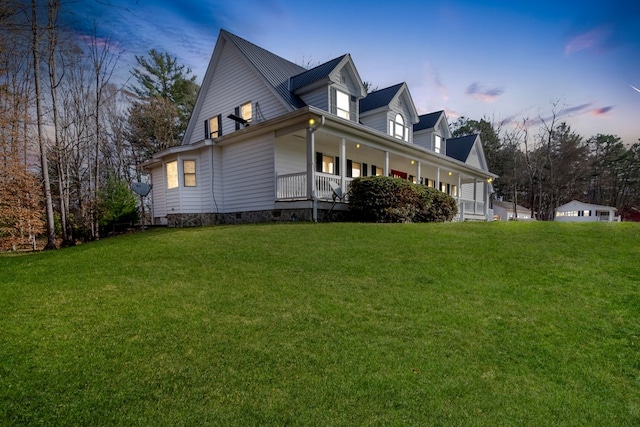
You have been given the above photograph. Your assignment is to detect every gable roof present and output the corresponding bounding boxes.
[446,134,478,162]
[556,200,617,212]
[222,30,307,109]
[289,55,347,92]
[414,110,445,132]
[359,83,404,113]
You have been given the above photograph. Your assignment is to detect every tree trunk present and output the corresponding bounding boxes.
[32,0,56,249]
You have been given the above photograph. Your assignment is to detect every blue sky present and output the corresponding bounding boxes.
[63,0,640,145]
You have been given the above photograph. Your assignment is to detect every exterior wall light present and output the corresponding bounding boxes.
[448,171,452,176]
[356,143,360,148]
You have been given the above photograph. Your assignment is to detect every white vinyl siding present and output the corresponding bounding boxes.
[222,133,275,212]
[275,136,306,175]
[360,112,388,135]
[188,41,287,145]
[150,165,166,219]
[466,146,482,169]
[299,87,329,111]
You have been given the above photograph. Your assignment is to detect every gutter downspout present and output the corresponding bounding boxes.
[307,115,325,222]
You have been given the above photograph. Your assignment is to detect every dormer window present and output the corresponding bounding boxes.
[390,114,409,142]
[434,135,442,153]
[336,90,350,120]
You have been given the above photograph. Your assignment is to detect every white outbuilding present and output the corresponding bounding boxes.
[555,200,620,222]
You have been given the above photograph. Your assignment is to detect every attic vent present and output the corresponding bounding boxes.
[341,76,346,84]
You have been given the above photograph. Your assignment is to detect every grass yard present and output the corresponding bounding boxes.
[1,221,639,425]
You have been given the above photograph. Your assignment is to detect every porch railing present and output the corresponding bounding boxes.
[276,172,352,201]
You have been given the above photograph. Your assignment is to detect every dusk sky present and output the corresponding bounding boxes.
[63,0,639,145]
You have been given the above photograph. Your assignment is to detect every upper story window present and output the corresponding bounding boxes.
[390,114,409,141]
[183,160,196,187]
[233,101,253,130]
[336,90,350,120]
[240,101,252,123]
[206,115,221,139]
[434,135,442,153]
[166,161,178,189]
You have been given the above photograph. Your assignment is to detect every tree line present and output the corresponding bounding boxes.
[452,108,640,220]
[0,0,197,250]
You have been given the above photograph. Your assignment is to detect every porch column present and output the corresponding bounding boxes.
[435,167,440,191]
[340,138,346,193]
[484,179,489,217]
[306,128,317,220]
[473,179,478,213]
[416,162,421,184]
[384,151,390,176]
[458,173,462,220]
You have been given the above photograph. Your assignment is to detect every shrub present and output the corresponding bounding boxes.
[348,176,421,223]
[415,185,458,222]
[348,176,458,223]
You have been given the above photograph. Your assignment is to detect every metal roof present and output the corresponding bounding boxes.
[221,30,307,109]
[414,110,444,132]
[445,134,478,162]
[289,55,348,92]
[359,83,404,113]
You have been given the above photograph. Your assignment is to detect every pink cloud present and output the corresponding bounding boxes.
[591,106,614,116]
[565,26,611,56]
[466,82,504,102]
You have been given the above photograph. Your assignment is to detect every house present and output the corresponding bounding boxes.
[142,30,497,226]
[555,200,620,222]
[492,201,533,221]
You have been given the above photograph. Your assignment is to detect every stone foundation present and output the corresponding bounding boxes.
[165,208,353,228]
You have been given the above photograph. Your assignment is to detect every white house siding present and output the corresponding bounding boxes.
[275,136,306,175]
[466,146,482,169]
[179,148,213,214]
[150,164,166,221]
[187,42,288,145]
[299,87,328,111]
[222,133,276,212]
[360,112,389,136]
[413,131,433,151]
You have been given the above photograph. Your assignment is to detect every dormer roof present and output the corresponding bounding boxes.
[414,110,445,132]
[290,54,367,98]
[359,82,419,123]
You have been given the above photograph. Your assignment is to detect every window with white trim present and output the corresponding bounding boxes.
[336,90,350,120]
[351,161,361,178]
[390,114,409,141]
[434,135,442,153]
[322,155,334,174]
[166,161,178,189]
[183,160,196,187]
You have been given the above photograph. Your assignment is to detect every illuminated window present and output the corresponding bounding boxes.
[166,161,178,189]
[241,101,252,123]
[434,135,442,153]
[336,90,350,120]
[322,155,334,174]
[351,161,361,178]
[371,165,383,176]
[183,160,196,187]
[207,116,221,138]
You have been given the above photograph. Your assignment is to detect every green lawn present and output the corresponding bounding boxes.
[1,222,639,425]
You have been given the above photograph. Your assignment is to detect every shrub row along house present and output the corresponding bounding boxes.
[142,30,497,226]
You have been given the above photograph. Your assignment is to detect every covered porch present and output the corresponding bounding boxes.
[274,116,494,221]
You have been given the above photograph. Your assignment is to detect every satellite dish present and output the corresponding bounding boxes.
[132,182,152,197]
[329,181,344,201]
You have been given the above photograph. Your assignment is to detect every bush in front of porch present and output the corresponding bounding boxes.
[348,176,457,223]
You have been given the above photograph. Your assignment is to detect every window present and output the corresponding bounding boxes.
[166,161,178,189]
[183,160,196,187]
[371,165,383,176]
[440,182,447,193]
[322,155,334,174]
[350,161,361,178]
[336,90,350,120]
[241,101,252,123]
[434,135,442,153]
[426,179,435,188]
[234,101,252,130]
[206,116,221,139]
[390,114,409,141]
[451,184,457,197]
